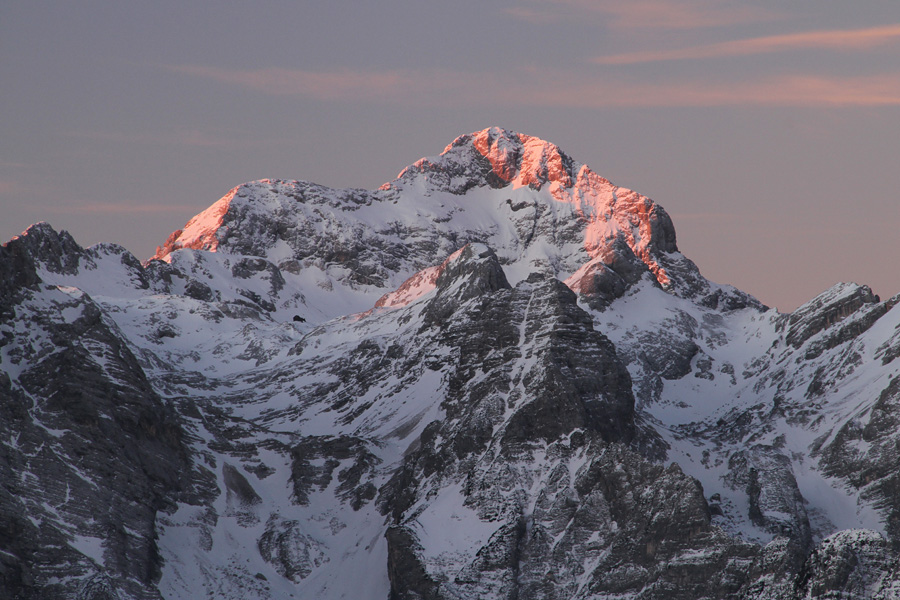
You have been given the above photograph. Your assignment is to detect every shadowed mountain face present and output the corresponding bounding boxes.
[2,128,899,600]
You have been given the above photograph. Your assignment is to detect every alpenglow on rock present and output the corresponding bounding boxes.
[2,127,899,599]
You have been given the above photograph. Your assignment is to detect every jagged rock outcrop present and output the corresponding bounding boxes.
[0,226,194,600]
[725,445,812,561]
[816,375,900,547]
[796,530,900,599]
[783,283,882,348]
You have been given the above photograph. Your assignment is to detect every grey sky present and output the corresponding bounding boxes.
[3,0,899,310]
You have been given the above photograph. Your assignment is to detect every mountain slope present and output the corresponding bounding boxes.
[2,127,899,599]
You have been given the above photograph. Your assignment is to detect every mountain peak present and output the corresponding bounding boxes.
[151,186,236,260]
[449,127,576,189]
[388,127,581,194]
[147,128,759,310]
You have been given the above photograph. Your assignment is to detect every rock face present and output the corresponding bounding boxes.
[0,226,195,600]
[2,128,899,599]
[816,375,900,546]
[796,530,900,599]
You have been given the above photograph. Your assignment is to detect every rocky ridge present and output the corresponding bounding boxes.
[1,128,899,599]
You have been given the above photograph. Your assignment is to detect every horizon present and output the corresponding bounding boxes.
[3,1,899,311]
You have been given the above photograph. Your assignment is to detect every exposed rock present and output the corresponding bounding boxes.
[816,376,900,546]
[782,282,882,349]
[796,530,900,599]
[290,436,381,510]
[0,226,194,599]
[566,237,651,310]
[257,515,329,582]
[725,445,812,557]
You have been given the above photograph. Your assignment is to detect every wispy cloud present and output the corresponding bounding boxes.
[48,202,194,215]
[0,161,29,170]
[504,6,551,24]
[69,129,243,148]
[517,74,900,108]
[594,23,900,64]
[0,179,24,196]
[171,62,900,109]
[169,64,485,103]
[506,0,777,30]
[0,175,191,214]
[170,65,408,99]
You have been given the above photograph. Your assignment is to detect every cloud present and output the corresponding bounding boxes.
[0,161,29,169]
[68,129,238,148]
[515,74,900,108]
[67,128,299,150]
[171,65,407,99]
[48,202,194,215]
[0,179,24,196]
[594,23,900,64]
[169,64,478,103]
[170,62,900,109]
[169,64,495,106]
[506,0,777,30]
[503,6,551,24]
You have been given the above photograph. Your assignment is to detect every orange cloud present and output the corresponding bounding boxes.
[171,62,900,108]
[506,0,777,30]
[517,74,900,108]
[169,64,493,106]
[171,65,432,101]
[594,23,900,64]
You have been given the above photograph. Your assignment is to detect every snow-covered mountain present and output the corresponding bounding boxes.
[2,127,899,599]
